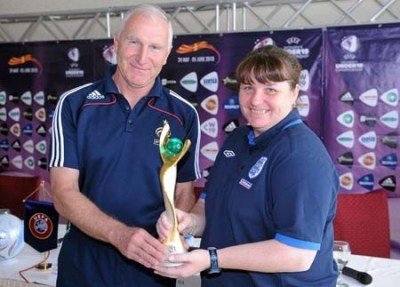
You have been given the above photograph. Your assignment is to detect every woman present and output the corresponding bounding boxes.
[155,45,339,287]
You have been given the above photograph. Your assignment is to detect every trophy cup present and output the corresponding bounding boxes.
[159,120,191,266]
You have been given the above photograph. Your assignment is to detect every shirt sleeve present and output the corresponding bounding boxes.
[49,92,80,169]
[270,150,338,250]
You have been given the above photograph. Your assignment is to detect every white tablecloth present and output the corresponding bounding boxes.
[0,225,64,286]
[343,254,400,287]
[175,254,400,287]
[2,226,400,287]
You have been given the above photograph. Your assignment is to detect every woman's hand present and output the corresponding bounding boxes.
[153,249,210,278]
[156,209,194,242]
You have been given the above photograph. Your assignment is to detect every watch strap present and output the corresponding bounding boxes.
[208,247,221,274]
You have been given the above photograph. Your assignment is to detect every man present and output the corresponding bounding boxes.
[49,4,200,286]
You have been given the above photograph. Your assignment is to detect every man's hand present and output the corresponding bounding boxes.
[113,226,168,268]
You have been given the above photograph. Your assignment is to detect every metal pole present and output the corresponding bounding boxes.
[106,12,111,38]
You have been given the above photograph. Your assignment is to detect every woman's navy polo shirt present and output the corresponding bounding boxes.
[49,66,201,286]
[200,110,339,287]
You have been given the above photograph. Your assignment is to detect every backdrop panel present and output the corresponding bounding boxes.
[0,26,398,197]
[324,24,400,196]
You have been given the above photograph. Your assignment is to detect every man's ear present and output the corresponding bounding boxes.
[163,48,172,65]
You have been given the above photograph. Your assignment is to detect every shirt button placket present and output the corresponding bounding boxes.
[125,101,134,132]
[126,118,134,132]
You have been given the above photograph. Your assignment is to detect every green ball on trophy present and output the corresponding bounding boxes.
[166,138,183,156]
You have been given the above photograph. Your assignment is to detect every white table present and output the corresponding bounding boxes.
[0,225,63,286]
[343,254,400,287]
[176,254,400,287]
[2,229,400,287]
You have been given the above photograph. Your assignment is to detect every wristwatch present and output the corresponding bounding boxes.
[207,247,221,274]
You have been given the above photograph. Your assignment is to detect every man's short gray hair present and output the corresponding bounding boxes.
[116,4,173,50]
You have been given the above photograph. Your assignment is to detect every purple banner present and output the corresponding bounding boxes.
[2,27,397,197]
[0,41,95,182]
[324,24,400,196]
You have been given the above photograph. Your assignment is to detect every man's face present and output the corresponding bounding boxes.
[114,13,171,90]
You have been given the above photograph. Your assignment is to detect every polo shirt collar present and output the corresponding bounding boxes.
[247,109,302,148]
[147,77,163,99]
[103,65,120,95]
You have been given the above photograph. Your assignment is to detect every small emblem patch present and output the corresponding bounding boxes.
[249,156,268,179]
[239,178,252,190]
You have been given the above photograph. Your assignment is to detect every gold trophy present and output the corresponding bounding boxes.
[159,120,191,266]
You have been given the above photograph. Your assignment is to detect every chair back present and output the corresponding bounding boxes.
[333,189,391,258]
[0,173,41,219]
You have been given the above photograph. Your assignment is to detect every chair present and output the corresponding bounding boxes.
[0,172,41,219]
[333,189,391,258]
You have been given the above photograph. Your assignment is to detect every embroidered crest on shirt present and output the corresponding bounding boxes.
[248,156,268,179]
[154,126,171,146]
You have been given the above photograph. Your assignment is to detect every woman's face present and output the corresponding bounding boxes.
[239,76,299,137]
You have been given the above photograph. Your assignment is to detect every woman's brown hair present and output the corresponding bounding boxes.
[236,45,302,89]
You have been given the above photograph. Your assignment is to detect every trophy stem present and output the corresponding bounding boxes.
[160,167,185,240]
[160,165,186,266]
[159,120,191,266]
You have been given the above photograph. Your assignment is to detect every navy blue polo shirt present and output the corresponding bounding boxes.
[200,110,339,287]
[49,66,201,287]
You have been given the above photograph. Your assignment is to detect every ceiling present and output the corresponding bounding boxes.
[0,0,399,42]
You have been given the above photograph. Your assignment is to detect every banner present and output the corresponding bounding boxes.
[0,40,95,182]
[0,27,399,196]
[324,24,400,196]
[24,199,59,252]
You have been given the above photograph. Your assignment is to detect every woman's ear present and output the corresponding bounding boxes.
[292,84,300,105]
